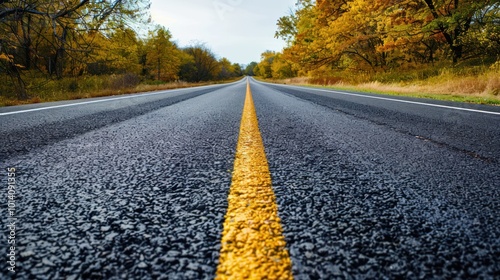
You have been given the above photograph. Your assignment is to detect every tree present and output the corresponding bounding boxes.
[244,62,258,76]
[422,0,500,62]
[276,0,325,70]
[217,58,242,80]
[232,63,243,77]
[218,57,234,80]
[275,0,500,77]
[144,26,182,81]
[271,53,296,79]
[0,0,151,98]
[179,44,220,82]
[255,51,276,78]
[87,27,142,75]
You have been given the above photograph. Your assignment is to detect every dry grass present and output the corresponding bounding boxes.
[422,71,500,96]
[0,75,241,107]
[271,67,500,105]
[281,77,310,85]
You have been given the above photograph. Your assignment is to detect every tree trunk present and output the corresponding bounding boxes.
[452,45,463,64]
[157,57,161,81]
[8,63,29,100]
[54,27,68,79]
[423,0,458,64]
[21,14,32,69]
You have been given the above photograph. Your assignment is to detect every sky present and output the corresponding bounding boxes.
[149,0,297,65]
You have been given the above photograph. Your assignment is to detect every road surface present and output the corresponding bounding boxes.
[1,77,499,279]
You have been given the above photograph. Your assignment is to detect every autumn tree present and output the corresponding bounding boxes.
[244,62,258,76]
[0,0,151,98]
[217,57,242,80]
[179,44,220,82]
[255,51,276,78]
[232,63,244,77]
[381,0,500,64]
[275,0,500,77]
[276,0,325,70]
[144,26,182,81]
[85,27,142,75]
[271,52,296,79]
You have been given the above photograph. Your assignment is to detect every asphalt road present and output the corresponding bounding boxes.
[1,77,499,279]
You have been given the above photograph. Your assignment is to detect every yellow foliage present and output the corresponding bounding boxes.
[0,53,14,62]
[276,0,500,74]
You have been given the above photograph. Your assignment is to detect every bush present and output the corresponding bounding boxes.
[68,80,79,92]
[110,73,140,90]
[308,76,343,85]
[486,73,500,96]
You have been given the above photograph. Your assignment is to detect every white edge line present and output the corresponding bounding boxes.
[0,82,239,116]
[259,80,500,116]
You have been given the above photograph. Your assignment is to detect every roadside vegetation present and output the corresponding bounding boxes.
[251,0,500,105]
[3,1,499,107]
[0,1,243,106]
[0,75,242,106]
[258,62,500,105]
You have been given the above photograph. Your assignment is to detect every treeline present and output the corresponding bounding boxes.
[0,0,242,100]
[254,0,500,79]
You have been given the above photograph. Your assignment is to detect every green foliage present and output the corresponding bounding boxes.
[244,62,258,76]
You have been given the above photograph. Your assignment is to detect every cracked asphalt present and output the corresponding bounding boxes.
[1,78,499,279]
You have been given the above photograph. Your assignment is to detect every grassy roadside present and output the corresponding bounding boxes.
[258,67,500,106]
[0,75,242,107]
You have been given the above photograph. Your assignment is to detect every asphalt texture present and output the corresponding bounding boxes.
[0,84,233,160]
[1,81,245,279]
[1,77,499,279]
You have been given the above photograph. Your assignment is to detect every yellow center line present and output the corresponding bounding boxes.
[216,81,293,279]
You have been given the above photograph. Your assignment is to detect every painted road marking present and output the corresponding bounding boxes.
[0,80,243,116]
[216,82,293,279]
[258,79,500,116]
[0,90,186,116]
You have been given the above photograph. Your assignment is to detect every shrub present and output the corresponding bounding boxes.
[486,73,500,96]
[110,73,140,90]
[68,80,79,92]
[308,76,343,85]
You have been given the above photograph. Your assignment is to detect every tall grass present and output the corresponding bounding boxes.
[280,63,500,105]
[0,74,123,106]
[0,73,238,106]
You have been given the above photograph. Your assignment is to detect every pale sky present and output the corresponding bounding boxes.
[149,0,297,65]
